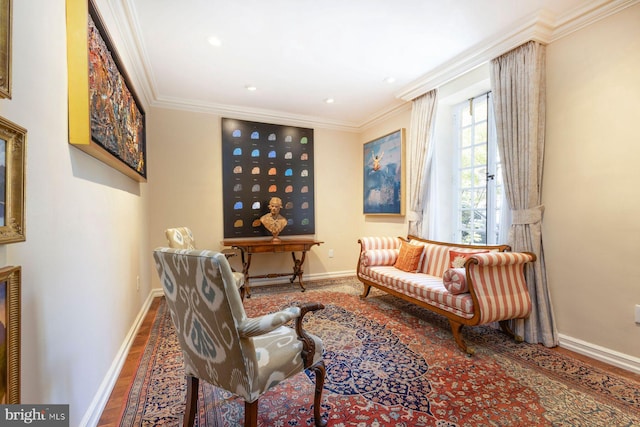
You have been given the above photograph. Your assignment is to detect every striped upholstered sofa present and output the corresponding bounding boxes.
[357,235,536,355]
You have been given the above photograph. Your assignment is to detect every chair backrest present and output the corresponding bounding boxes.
[165,227,196,249]
[153,247,258,400]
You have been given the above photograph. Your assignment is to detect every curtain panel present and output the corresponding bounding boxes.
[408,89,438,238]
[490,40,558,347]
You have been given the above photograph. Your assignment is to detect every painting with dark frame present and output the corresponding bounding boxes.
[0,265,21,404]
[66,0,146,182]
[0,0,11,99]
[0,115,25,244]
[221,118,315,238]
[363,129,405,215]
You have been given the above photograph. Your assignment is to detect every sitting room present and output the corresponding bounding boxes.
[1,0,639,426]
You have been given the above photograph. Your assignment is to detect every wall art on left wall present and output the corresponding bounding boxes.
[66,0,147,182]
[0,115,25,244]
[0,0,11,99]
[0,265,20,404]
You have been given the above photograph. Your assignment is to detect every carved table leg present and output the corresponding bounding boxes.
[241,251,252,298]
[290,251,307,291]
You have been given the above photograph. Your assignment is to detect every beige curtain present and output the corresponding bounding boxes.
[408,89,438,237]
[490,41,558,347]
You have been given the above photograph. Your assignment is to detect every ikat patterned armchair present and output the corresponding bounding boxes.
[153,248,327,427]
[165,227,197,250]
[165,227,246,298]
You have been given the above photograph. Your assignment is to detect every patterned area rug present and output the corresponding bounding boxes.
[119,277,640,426]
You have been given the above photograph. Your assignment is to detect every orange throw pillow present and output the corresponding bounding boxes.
[394,243,425,272]
[449,250,489,268]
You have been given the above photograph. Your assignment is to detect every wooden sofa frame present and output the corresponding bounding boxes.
[357,235,536,355]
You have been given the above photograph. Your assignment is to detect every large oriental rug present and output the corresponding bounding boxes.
[120,277,640,426]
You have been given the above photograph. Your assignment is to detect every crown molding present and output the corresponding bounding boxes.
[396,0,635,102]
[396,9,554,102]
[358,101,412,131]
[90,0,157,109]
[104,0,637,132]
[151,96,363,132]
[551,0,640,41]
[103,0,363,131]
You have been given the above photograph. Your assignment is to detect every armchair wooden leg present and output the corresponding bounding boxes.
[183,375,199,427]
[244,399,258,427]
[310,360,327,427]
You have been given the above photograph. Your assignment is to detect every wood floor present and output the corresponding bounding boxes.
[97,297,162,427]
[96,296,640,426]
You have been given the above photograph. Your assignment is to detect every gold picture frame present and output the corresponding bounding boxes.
[66,0,147,182]
[0,115,25,244]
[363,129,406,215]
[0,265,20,404]
[0,0,11,99]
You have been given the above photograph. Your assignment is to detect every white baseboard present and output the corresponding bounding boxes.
[559,333,640,375]
[80,290,163,427]
[246,270,356,287]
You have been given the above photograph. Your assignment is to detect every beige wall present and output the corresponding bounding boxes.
[543,3,640,358]
[2,0,151,424]
[147,108,384,290]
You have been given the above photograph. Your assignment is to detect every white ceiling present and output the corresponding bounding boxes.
[99,0,628,130]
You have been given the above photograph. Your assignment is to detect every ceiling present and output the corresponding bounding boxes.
[99,0,624,130]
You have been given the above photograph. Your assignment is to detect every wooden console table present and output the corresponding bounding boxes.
[222,238,323,298]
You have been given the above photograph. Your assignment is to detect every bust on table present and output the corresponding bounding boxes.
[260,196,288,241]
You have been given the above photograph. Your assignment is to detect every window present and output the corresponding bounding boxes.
[429,64,507,244]
[453,93,503,244]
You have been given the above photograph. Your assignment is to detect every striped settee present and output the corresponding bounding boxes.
[357,235,536,355]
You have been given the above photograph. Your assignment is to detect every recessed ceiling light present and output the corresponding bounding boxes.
[324,98,335,104]
[207,36,222,47]
[384,76,396,84]
[245,85,257,91]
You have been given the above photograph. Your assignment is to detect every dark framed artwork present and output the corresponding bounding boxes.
[221,118,315,238]
[66,0,146,182]
[0,0,11,99]
[363,129,405,215]
[0,265,20,404]
[0,115,25,244]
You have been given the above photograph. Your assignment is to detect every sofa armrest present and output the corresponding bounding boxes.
[465,251,536,267]
[358,236,403,252]
[465,251,536,324]
[360,248,399,267]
